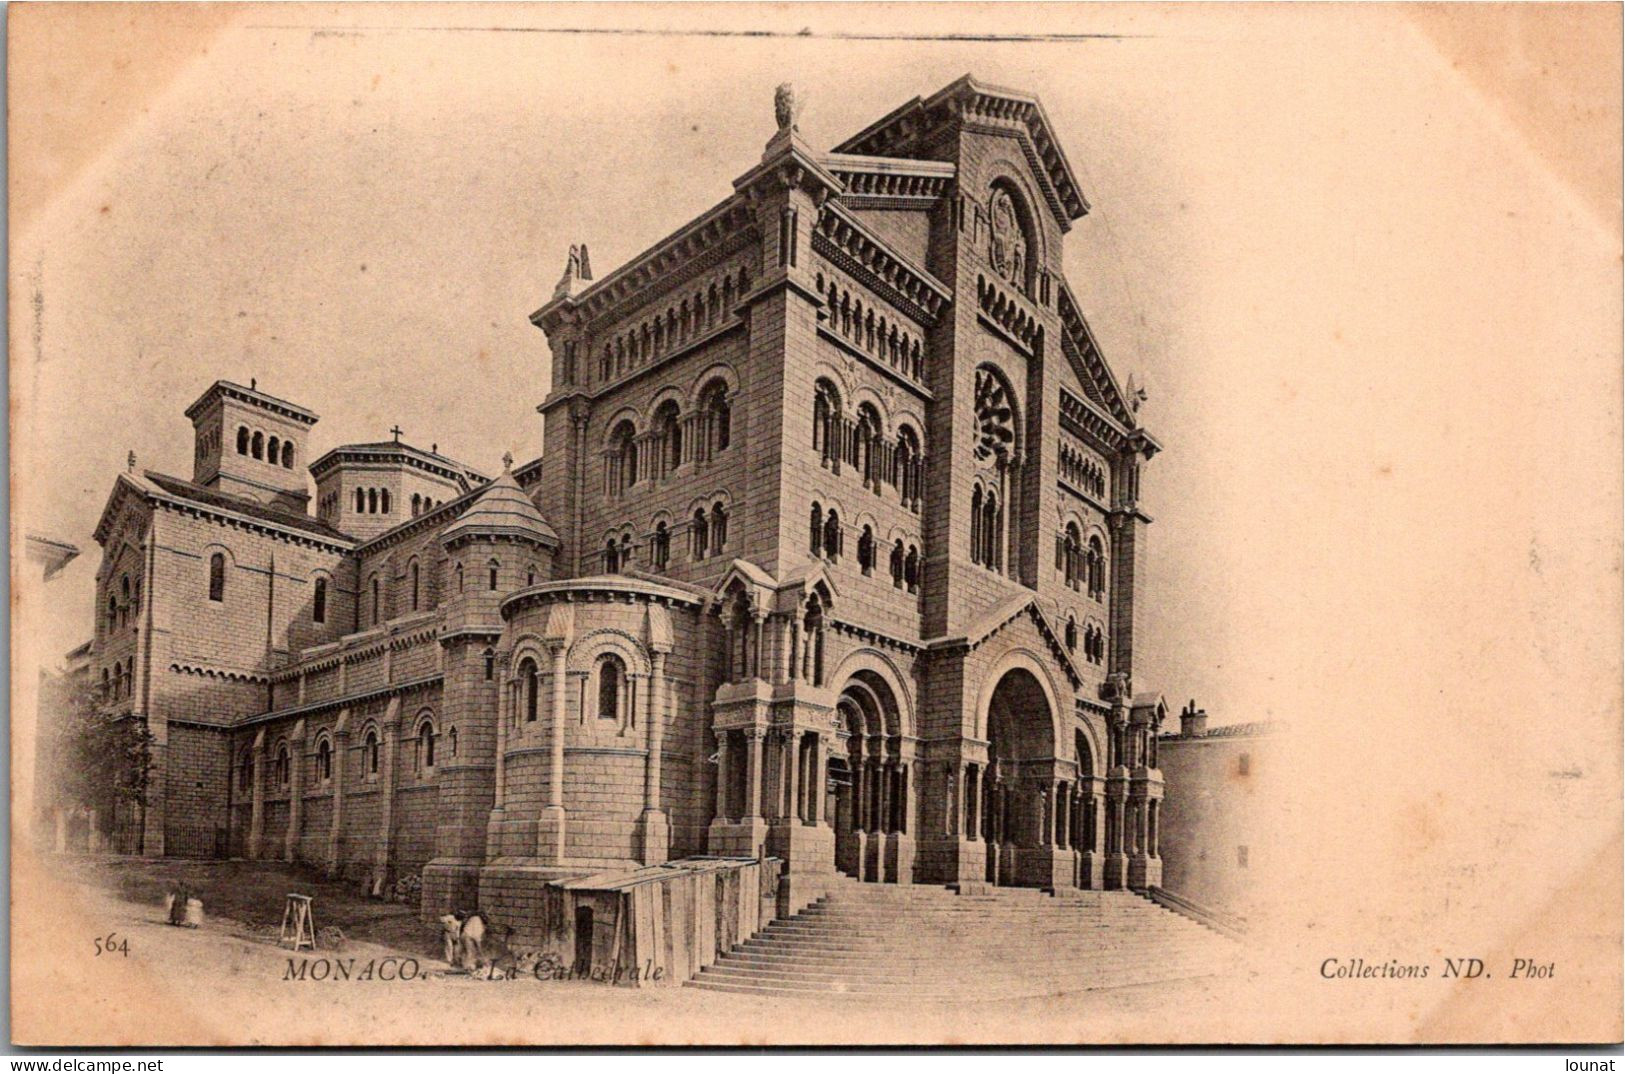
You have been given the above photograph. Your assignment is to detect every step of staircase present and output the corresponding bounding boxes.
[687,882,1238,999]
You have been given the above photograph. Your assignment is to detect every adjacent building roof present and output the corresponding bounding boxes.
[139,471,354,544]
[308,440,488,488]
[183,380,319,425]
[26,534,81,579]
[1162,720,1285,742]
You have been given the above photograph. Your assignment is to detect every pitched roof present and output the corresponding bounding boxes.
[307,440,487,487]
[438,467,558,547]
[141,471,354,543]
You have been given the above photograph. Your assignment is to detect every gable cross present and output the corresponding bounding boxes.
[390,425,403,443]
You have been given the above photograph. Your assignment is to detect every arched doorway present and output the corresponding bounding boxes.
[834,670,911,882]
[982,667,1056,887]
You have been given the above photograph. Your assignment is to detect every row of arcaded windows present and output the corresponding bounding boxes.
[105,574,142,633]
[811,379,923,511]
[1059,442,1107,499]
[237,720,456,794]
[410,493,445,516]
[603,502,730,574]
[101,659,133,702]
[599,266,750,382]
[1064,616,1107,665]
[810,503,920,592]
[354,487,392,515]
[514,653,627,725]
[604,380,733,497]
[236,426,296,469]
[1056,524,1107,600]
[969,483,1004,571]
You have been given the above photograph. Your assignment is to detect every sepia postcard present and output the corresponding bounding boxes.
[8,2,1622,1047]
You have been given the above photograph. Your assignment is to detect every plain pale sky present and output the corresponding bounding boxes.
[11,4,1623,1037]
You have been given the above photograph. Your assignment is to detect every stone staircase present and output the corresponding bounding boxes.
[687,876,1239,998]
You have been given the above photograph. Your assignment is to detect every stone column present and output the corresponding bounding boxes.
[714,734,730,822]
[785,732,800,822]
[284,720,307,862]
[327,711,350,875]
[248,730,267,860]
[375,699,401,882]
[638,650,670,864]
[745,727,765,822]
[539,641,569,862]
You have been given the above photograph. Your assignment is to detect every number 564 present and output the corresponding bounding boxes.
[93,933,128,957]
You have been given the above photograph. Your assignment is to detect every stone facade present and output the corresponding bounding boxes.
[77,77,1173,925]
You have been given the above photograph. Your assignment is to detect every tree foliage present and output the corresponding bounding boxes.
[38,674,154,822]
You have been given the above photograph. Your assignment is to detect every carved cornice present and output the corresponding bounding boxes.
[169,661,271,685]
[1057,282,1136,429]
[531,198,758,335]
[241,674,443,728]
[976,274,1043,355]
[812,203,952,326]
[832,76,1089,230]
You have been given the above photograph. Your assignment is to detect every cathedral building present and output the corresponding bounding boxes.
[82,76,1168,924]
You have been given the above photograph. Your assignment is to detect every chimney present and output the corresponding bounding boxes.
[1180,700,1207,738]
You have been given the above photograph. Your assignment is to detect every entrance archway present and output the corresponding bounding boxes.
[834,670,908,882]
[982,666,1056,886]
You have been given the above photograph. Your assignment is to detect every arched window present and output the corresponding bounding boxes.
[282,441,294,468]
[692,509,709,560]
[856,404,882,486]
[890,539,905,587]
[970,486,984,565]
[483,648,495,681]
[364,729,380,777]
[101,667,110,699]
[412,493,422,516]
[367,488,378,514]
[316,737,333,783]
[455,562,465,593]
[597,656,624,721]
[119,576,130,626]
[267,436,280,467]
[369,574,380,625]
[1088,536,1106,600]
[1063,523,1083,590]
[608,420,638,494]
[981,491,1001,571]
[813,380,841,461]
[857,526,875,574]
[416,720,436,773]
[275,743,291,786]
[251,431,264,460]
[809,503,823,557]
[710,503,728,552]
[895,425,921,508]
[527,565,537,586]
[701,380,731,455]
[448,727,459,758]
[236,426,249,455]
[822,509,841,562]
[409,560,420,611]
[1065,615,1078,652]
[604,538,620,573]
[208,553,226,602]
[620,532,633,571]
[519,657,539,722]
[380,489,391,515]
[488,559,500,591]
[106,594,116,631]
[355,488,366,513]
[905,545,920,593]
[652,521,670,570]
[655,401,682,474]
[313,577,327,623]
